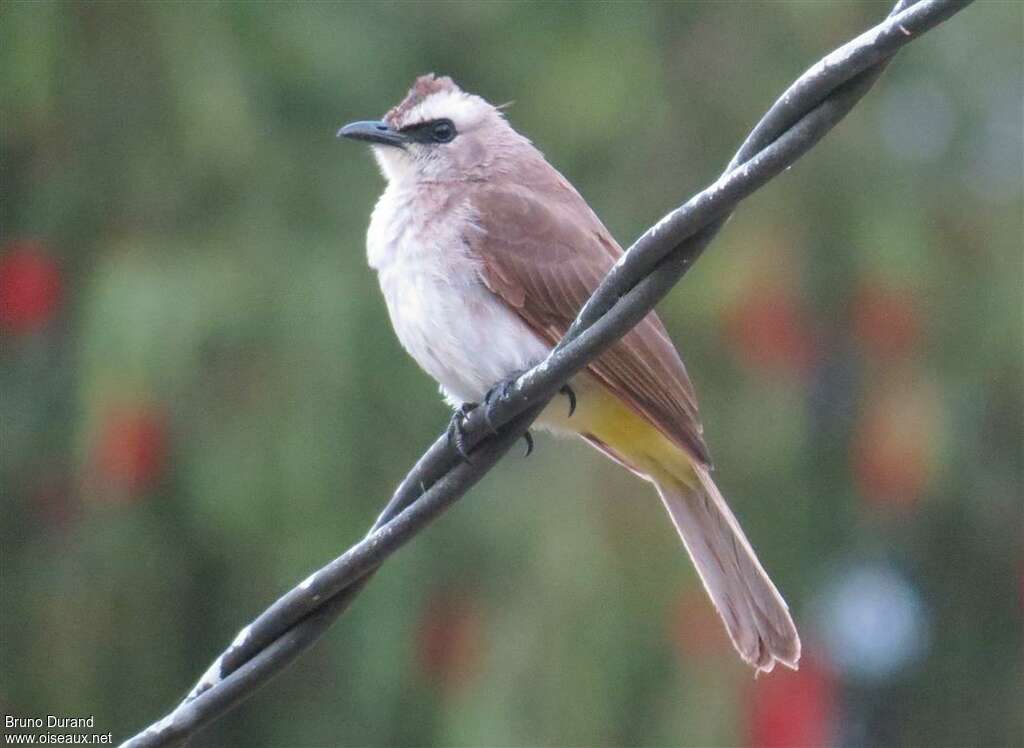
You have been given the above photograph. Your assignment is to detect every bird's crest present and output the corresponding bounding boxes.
[385,74,461,127]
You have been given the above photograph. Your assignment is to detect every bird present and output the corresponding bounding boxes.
[339,74,800,674]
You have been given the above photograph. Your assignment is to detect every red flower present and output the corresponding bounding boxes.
[94,403,169,496]
[746,653,836,748]
[416,589,483,693]
[851,282,920,359]
[724,285,817,379]
[0,240,63,335]
[851,378,942,510]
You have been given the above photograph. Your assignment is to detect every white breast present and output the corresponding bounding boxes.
[367,185,550,407]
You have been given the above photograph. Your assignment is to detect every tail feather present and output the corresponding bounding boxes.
[655,467,800,673]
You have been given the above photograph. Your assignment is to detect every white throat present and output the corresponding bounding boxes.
[364,181,550,407]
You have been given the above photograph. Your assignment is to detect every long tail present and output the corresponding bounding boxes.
[655,466,800,673]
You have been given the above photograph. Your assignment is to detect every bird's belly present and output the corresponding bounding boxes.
[377,263,550,407]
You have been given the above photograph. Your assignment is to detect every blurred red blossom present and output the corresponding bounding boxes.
[416,589,484,693]
[92,403,169,497]
[746,653,836,748]
[851,281,921,359]
[669,584,731,663]
[0,240,63,335]
[724,284,818,379]
[851,377,943,510]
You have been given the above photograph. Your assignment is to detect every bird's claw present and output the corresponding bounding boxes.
[514,382,571,457]
[560,383,576,418]
[522,430,534,457]
[478,375,575,457]
[480,377,537,458]
[482,378,517,435]
[446,402,477,462]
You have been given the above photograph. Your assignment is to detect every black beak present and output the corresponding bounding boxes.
[337,120,406,147]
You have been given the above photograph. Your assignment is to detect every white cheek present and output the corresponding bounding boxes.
[372,146,415,184]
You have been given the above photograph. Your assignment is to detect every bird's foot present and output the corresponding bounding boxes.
[481,375,535,457]
[448,398,534,460]
[446,402,477,462]
[478,374,577,458]
[482,377,518,434]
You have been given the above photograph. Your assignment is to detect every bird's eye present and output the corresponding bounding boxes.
[430,119,456,143]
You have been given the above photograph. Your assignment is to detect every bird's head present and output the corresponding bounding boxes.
[339,74,522,184]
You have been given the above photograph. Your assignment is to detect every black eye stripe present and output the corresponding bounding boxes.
[401,118,457,144]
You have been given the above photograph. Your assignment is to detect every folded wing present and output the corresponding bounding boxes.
[464,170,710,466]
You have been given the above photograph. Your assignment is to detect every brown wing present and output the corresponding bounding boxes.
[464,169,710,466]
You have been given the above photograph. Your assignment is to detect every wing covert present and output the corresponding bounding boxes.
[465,176,710,465]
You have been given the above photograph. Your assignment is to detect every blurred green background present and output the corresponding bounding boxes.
[2,2,1021,746]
